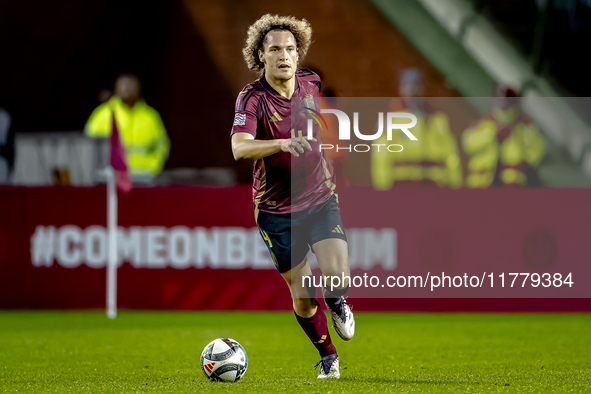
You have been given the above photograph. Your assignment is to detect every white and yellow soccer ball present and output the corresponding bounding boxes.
[200,338,248,382]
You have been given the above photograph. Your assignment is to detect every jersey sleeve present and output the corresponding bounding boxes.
[84,102,112,137]
[230,88,259,138]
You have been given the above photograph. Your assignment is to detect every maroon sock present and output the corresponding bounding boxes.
[294,302,337,357]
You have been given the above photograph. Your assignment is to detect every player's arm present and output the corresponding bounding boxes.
[231,132,315,160]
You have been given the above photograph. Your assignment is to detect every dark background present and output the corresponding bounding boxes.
[1,0,589,181]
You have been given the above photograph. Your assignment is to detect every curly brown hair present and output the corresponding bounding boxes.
[242,14,312,73]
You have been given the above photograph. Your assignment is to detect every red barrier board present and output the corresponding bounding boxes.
[0,186,589,311]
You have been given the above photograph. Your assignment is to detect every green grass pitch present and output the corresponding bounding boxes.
[1,310,589,393]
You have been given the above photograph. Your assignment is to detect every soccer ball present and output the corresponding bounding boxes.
[200,338,248,382]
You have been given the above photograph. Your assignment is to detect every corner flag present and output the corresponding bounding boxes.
[106,111,130,319]
[110,112,131,193]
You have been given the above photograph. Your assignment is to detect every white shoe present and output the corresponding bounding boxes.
[316,354,340,379]
[325,297,355,341]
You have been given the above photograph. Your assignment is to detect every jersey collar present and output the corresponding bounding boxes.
[260,71,299,100]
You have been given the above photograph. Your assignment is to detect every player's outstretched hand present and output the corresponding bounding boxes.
[281,136,317,157]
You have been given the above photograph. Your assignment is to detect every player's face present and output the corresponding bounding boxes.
[259,30,298,81]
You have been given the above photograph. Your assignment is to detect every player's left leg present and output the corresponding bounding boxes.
[281,257,340,379]
[312,238,355,341]
[308,195,355,341]
[257,209,340,378]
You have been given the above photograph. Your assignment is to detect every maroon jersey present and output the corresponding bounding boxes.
[231,68,335,214]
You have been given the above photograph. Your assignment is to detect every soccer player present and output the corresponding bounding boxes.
[231,14,354,379]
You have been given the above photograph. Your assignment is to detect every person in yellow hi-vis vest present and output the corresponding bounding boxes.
[371,69,462,190]
[462,85,545,188]
[85,74,170,179]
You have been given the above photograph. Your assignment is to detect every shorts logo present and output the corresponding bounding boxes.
[233,113,246,126]
[332,225,345,234]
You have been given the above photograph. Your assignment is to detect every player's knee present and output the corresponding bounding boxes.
[322,264,351,283]
[318,254,349,277]
[322,272,351,291]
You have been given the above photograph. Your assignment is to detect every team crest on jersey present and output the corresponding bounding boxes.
[234,113,246,126]
[304,95,316,111]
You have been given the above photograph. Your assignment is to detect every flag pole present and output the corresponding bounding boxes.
[106,165,117,319]
[106,110,129,319]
